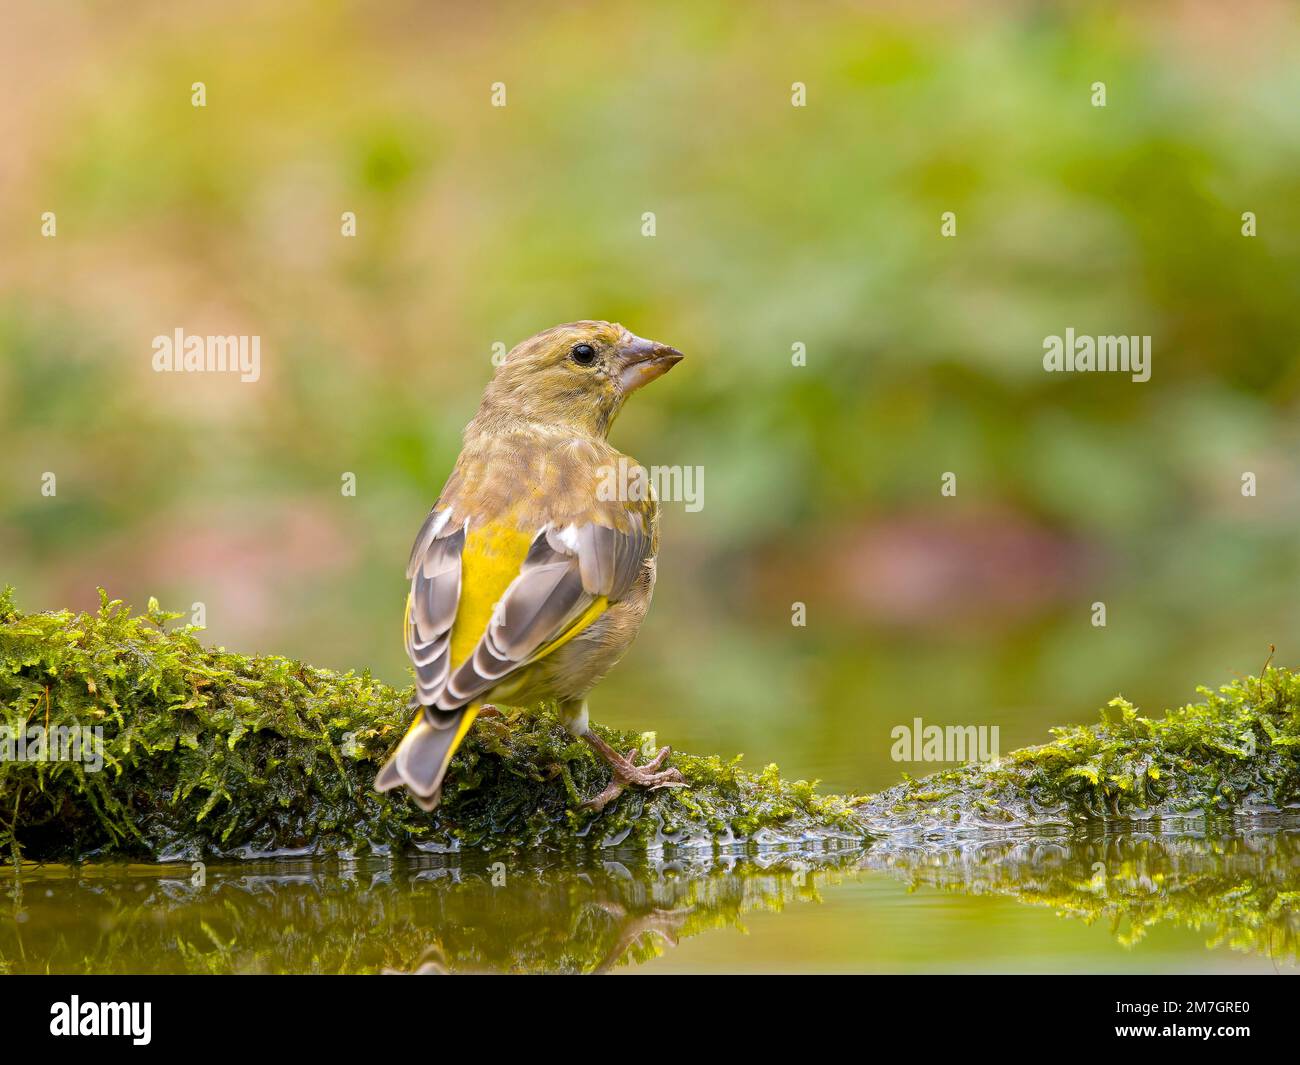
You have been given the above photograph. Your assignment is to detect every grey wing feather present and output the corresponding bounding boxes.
[552,519,649,600]
[492,560,585,658]
[405,508,466,707]
[406,506,450,578]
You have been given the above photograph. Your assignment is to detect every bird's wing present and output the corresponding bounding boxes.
[405,509,653,711]
[404,507,467,706]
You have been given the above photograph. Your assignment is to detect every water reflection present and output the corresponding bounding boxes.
[0,850,861,975]
[863,827,1300,962]
[3,827,1296,974]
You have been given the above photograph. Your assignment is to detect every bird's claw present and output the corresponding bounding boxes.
[581,734,687,813]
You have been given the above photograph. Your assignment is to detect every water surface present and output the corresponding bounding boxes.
[5,827,1296,974]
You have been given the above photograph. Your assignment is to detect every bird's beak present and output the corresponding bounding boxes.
[615,335,684,394]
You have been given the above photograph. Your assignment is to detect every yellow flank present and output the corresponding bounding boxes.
[449,519,536,670]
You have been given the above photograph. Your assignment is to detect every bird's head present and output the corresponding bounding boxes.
[475,321,684,438]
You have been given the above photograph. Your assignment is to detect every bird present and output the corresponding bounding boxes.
[375,320,687,813]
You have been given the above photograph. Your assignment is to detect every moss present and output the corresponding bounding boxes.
[0,590,862,862]
[855,679,1300,835]
[2,590,1298,863]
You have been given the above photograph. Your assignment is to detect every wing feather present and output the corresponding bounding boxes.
[432,517,650,710]
[405,509,465,706]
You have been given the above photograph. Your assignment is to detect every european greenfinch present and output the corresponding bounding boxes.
[376,321,686,811]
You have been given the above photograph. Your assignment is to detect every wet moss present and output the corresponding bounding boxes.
[856,676,1300,835]
[3,591,1297,862]
[0,591,862,862]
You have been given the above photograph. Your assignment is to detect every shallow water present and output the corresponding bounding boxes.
[5,827,1297,974]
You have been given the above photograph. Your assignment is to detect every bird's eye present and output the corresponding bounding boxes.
[570,343,597,366]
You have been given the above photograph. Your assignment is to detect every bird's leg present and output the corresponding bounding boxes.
[580,729,687,813]
[556,699,687,811]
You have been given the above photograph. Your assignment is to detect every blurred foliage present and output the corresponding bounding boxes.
[2,2,1300,796]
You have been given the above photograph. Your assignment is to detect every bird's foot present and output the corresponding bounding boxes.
[581,730,687,813]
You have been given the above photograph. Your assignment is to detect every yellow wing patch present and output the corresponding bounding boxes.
[448,520,536,672]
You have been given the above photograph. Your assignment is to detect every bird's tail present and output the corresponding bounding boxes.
[375,702,480,811]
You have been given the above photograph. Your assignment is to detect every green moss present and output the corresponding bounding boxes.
[856,679,1300,834]
[3,590,1297,863]
[0,591,862,862]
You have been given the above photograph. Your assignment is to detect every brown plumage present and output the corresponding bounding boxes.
[376,321,686,811]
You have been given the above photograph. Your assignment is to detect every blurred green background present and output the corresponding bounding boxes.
[3,0,1299,797]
